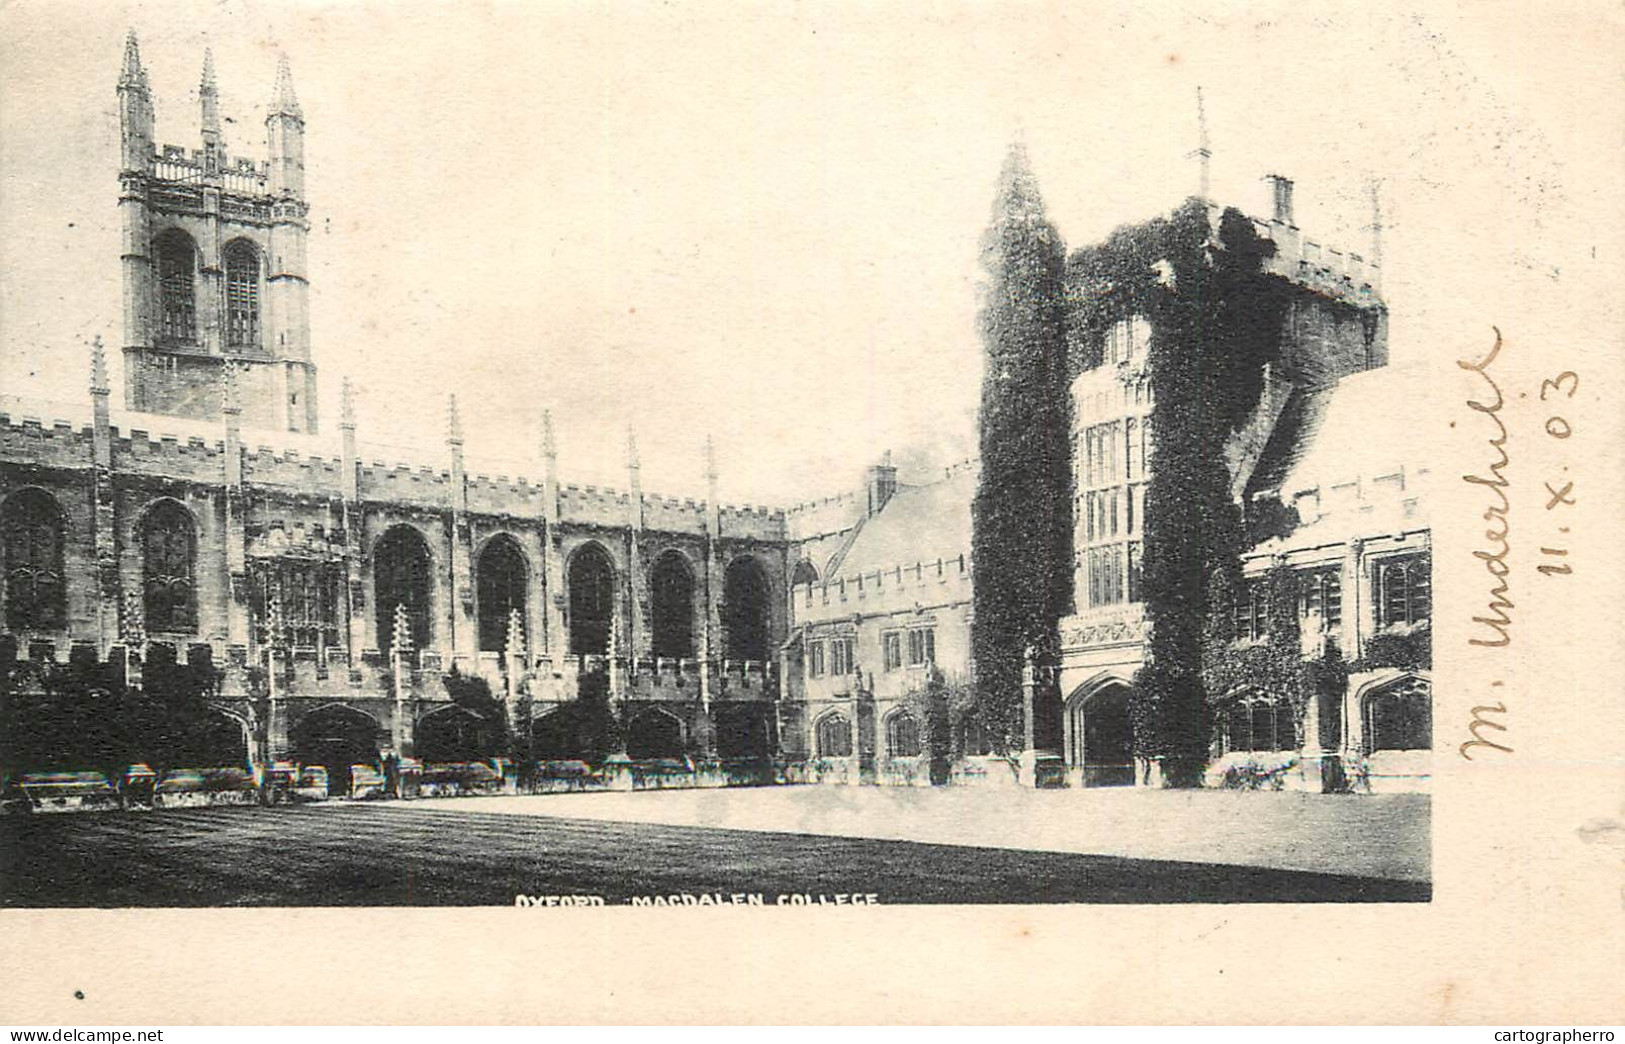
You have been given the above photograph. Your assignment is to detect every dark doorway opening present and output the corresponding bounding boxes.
[291,706,380,796]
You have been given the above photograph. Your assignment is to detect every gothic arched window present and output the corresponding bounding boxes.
[476,535,528,653]
[885,712,922,758]
[155,230,197,344]
[142,500,197,634]
[1221,692,1297,753]
[1374,555,1431,628]
[374,525,433,652]
[1364,677,1432,752]
[223,240,260,351]
[816,714,853,758]
[649,551,695,659]
[3,489,66,631]
[723,556,771,661]
[567,544,616,656]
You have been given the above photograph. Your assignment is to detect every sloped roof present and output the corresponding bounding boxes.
[829,465,976,580]
[1247,364,1431,502]
[1244,363,1434,552]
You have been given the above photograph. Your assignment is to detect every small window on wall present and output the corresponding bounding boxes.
[1298,568,1342,630]
[907,627,935,667]
[882,632,902,672]
[1374,554,1431,628]
[830,636,855,677]
[1222,694,1297,753]
[807,640,826,678]
[1231,579,1270,642]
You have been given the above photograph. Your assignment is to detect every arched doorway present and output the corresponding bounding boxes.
[176,708,251,768]
[291,705,381,796]
[476,535,528,653]
[723,556,771,661]
[567,544,616,656]
[1362,675,1431,753]
[649,551,696,659]
[626,709,684,759]
[374,525,433,653]
[1066,681,1136,787]
[715,703,772,760]
[416,705,502,762]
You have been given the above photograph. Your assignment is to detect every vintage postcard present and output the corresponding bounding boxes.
[1,0,1620,1026]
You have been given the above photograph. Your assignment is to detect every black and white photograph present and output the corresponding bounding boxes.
[1,0,1620,1028]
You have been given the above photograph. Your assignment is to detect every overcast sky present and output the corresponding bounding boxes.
[0,0,1614,504]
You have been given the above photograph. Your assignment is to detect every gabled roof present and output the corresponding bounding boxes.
[828,465,976,581]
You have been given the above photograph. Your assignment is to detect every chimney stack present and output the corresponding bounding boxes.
[866,450,898,517]
[1266,174,1295,227]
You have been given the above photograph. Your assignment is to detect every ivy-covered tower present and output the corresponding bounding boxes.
[970,143,1073,761]
[117,34,317,433]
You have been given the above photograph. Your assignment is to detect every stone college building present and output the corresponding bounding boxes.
[0,38,1430,799]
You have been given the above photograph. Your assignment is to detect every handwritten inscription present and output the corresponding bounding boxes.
[1455,328,1582,762]
[1459,328,1513,650]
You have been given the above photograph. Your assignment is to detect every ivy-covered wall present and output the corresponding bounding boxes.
[1064,201,1292,785]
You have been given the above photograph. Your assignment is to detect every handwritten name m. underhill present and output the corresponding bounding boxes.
[1460,328,1513,649]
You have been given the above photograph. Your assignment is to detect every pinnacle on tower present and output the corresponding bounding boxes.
[339,377,357,429]
[200,48,224,153]
[119,31,145,89]
[446,394,463,446]
[626,427,640,470]
[89,337,109,396]
[541,410,557,459]
[268,53,302,119]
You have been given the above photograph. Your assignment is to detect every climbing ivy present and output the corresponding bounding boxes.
[1067,200,1292,785]
[971,146,1073,754]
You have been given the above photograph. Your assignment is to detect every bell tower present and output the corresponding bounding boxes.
[117,34,318,433]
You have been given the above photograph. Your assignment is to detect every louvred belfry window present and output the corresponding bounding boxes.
[224,242,260,350]
[3,490,67,631]
[156,232,197,344]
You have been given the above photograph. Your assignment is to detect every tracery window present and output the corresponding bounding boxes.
[1363,677,1432,752]
[829,635,855,677]
[142,500,197,634]
[3,490,66,631]
[816,714,853,758]
[1374,555,1431,628]
[807,639,826,678]
[374,525,433,652]
[476,535,528,653]
[885,713,922,758]
[1077,415,1148,608]
[1298,568,1343,630]
[253,560,340,651]
[1221,693,1297,753]
[1231,578,1270,642]
[156,231,197,344]
[224,241,260,350]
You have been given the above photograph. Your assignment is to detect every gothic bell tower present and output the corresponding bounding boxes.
[117,33,318,433]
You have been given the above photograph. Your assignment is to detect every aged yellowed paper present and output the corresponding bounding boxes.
[1,0,1621,1026]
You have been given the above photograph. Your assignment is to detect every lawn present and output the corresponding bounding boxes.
[0,789,1429,907]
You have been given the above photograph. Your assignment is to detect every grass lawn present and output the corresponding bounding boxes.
[1,791,1429,907]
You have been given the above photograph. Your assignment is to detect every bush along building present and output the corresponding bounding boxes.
[979,144,1431,793]
[0,38,795,806]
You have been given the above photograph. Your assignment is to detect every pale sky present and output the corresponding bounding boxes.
[1,0,1615,504]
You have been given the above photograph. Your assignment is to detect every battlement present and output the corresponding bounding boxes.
[1205,203,1382,308]
[799,551,971,611]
